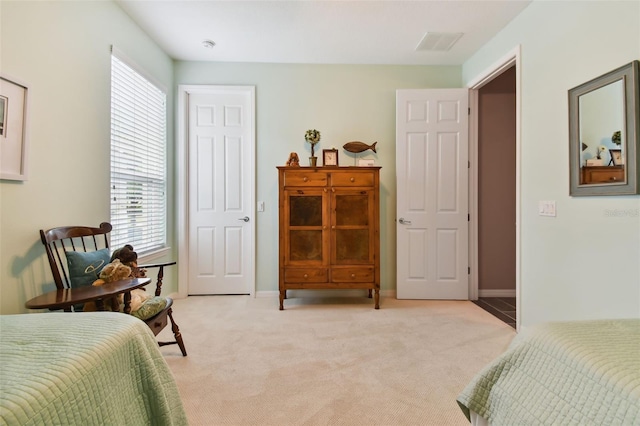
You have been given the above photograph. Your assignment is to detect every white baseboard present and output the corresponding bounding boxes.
[478,289,516,298]
[255,291,279,298]
[166,291,181,299]
[224,289,512,299]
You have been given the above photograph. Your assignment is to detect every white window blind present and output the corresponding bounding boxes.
[110,54,167,254]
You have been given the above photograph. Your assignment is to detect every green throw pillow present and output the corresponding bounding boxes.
[132,296,168,320]
[66,248,111,288]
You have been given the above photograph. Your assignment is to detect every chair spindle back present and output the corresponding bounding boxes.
[40,222,112,290]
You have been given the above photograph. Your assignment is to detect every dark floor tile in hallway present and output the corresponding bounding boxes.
[473,297,516,329]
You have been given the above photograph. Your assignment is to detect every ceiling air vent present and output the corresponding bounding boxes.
[415,32,463,51]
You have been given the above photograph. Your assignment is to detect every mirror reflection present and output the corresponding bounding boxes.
[569,60,639,196]
[579,79,625,184]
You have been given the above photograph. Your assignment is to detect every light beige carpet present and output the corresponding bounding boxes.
[158,295,516,426]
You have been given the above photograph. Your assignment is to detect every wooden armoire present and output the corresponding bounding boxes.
[277,166,381,310]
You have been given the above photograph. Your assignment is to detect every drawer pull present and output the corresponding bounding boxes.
[303,177,309,182]
[611,177,617,181]
[350,177,355,182]
[351,274,356,278]
[303,274,308,278]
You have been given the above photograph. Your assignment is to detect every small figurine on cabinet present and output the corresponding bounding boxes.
[286,152,300,167]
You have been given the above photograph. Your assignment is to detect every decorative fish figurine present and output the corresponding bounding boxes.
[343,141,377,154]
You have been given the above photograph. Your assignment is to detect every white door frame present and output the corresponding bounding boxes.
[176,85,256,298]
[467,46,521,330]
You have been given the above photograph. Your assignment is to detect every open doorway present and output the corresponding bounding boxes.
[474,66,517,328]
[468,48,521,330]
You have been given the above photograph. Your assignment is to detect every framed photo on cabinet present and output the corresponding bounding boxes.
[323,149,338,167]
[609,149,624,165]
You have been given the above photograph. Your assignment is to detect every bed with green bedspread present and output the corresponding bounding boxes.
[457,319,640,425]
[0,312,188,425]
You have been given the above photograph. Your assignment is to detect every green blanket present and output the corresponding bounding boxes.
[0,312,188,426]
[457,319,640,425]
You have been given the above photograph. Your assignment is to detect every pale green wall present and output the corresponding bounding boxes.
[0,0,461,314]
[463,1,640,326]
[0,1,177,314]
[175,62,462,294]
[3,0,637,325]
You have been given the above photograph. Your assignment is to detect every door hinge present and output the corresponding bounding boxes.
[468,107,471,115]
[468,161,470,169]
[468,214,470,221]
[468,267,471,274]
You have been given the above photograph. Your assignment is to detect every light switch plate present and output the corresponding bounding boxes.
[257,201,265,212]
[538,200,556,217]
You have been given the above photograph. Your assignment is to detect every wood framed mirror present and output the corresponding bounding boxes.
[569,60,639,196]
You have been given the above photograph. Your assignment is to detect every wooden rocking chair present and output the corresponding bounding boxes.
[40,222,187,356]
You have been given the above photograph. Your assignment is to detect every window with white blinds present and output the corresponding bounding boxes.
[110,54,167,254]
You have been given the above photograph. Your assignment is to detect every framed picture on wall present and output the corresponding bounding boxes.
[609,149,624,165]
[0,75,29,181]
[0,95,7,137]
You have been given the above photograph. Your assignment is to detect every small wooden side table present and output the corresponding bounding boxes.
[25,278,151,314]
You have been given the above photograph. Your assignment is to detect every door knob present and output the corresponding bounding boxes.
[398,218,412,225]
[238,216,250,222]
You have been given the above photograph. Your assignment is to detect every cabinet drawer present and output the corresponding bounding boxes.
[147,311,168,336]
[284,268,327,283]
[331,171,374,187]
[331,267,374,282]
[284,171,328,187]
[582,168,624,183]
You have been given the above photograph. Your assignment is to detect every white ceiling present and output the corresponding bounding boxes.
[115,0,531,65]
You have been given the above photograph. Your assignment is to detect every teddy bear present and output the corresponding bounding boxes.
[83,259,131,312]
[110,244,146,278]
[286,152,300,167]
[94,258,132,285]
[84,259,151,312]
[127,288,152,313]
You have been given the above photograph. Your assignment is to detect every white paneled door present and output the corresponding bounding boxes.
[187,87,255,295]
[396,89,469,299]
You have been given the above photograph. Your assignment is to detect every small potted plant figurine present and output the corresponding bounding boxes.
[612,130,621,146]
[305,129,321,167]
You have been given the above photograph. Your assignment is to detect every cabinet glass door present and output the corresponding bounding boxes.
[286,190,327,264]
[332,191,374,264]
